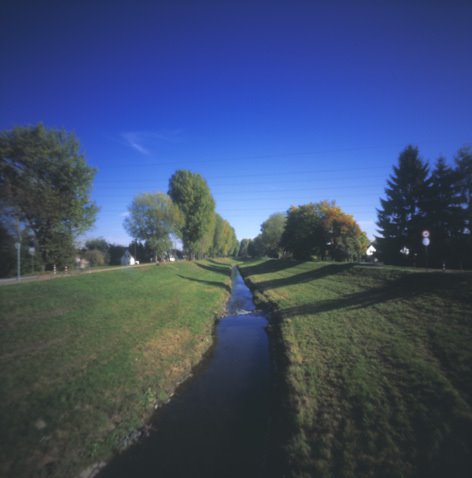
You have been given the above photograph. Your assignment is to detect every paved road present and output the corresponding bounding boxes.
[0,263,156,286]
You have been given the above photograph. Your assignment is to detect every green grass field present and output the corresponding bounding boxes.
[240,260,472,478]
[0,260,232,478]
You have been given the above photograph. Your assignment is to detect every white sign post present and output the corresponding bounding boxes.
[422,231,430,269]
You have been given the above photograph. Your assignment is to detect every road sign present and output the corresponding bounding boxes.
[422,237,430,247]
[422,230,430,238]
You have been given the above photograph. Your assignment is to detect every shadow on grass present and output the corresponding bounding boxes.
[196,262,231,277]
[177,274,231,293]
[256,263,354,290]
[207,258,230,267]
[277,272,462,319]
[240,259,303,278]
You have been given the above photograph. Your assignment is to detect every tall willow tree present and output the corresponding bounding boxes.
[168,170,215,259]
[259,212,286,258]
[212,213,238,257]
[124,192,183,261]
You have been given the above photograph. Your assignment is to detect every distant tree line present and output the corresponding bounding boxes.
[124,169,238,261]
[77,238,180,267]
[4,124,468,276]
[376,145,472,269]
[238,201,369,261]
[0,124,240,277]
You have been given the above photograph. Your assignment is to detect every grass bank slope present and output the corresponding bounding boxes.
[0,260,232,478]
[240,260,472,478]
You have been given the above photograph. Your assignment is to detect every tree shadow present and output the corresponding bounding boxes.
[240,259,302,278]
[256,263,354,290]
[177,274,231,293]
[277,272,453,319]
[207,259,229,267]
[196,262,231,276]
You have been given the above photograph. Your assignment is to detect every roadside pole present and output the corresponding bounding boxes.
[15,242,21,281]
[422,230,430,270]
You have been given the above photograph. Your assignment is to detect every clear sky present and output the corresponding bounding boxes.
[1,0,471,244]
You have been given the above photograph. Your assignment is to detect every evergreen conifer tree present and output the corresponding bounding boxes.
[455,147,472,268]
[376,146,430,265]
[427,158,464,268]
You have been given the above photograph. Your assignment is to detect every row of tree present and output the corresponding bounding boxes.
[124,170,238,261]
[2,124,469,274]
[0,125,238,277]
[376,145,472,268]
[238,201,369,261]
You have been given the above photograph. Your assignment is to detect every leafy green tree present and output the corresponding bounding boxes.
[0,221,16,277]
[168,170,216,258]
[124,192,182,261]
[280,203,324,259]
[427,158,464,267]
[213,213,235,257]
[0,124,98,268]
[238,238,252,257]
[212,213,225,256]
[128,239,152,263]
[247,235,266,257]
[259,212,286,258]
[85,237,110,264]
[84,249,106,267]
[281,201,367,261]
[319,202,369,261]
[193,216,215,259]
[455,147,472,268]
[224,222,238,256]
[85,237,109,254]
[108,244,127,265]
[376,146,430,265]
[212,214,238,257]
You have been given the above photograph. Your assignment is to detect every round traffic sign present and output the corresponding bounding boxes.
[422,237,430,246]
[422,230,430,238]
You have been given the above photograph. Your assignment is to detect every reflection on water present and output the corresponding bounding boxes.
[98,268,274,478]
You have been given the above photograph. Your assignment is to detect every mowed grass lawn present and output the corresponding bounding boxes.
[0,260,232,478]
[240,260,472,478]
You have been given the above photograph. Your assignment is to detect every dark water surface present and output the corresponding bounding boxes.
[98,268,274,478]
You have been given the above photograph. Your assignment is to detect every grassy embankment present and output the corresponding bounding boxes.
[240,259,472,478]
[0,259,232,478]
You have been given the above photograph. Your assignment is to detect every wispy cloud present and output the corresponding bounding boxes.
[122,132,150,155]
[121,129,183,154]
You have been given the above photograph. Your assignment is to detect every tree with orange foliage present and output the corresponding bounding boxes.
[280,200,368,261]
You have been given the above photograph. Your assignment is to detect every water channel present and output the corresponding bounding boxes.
[98,267,276,478]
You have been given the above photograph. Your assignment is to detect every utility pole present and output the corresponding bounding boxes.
[29,239,36,275]
[15,221,21,281]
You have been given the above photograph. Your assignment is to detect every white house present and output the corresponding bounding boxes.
[366,244,376,257]
[120,250,136,266]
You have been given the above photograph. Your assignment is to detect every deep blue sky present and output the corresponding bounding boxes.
[1,0,471,244]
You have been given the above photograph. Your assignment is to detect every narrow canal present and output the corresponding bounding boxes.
[98,267,276,478]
